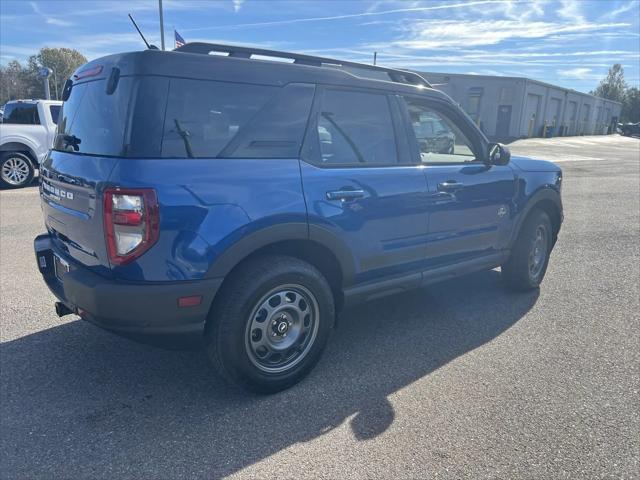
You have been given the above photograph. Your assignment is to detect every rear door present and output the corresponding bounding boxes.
[300,86,430,285]
[398,95,516,268]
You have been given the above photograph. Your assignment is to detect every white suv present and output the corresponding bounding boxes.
[0,99,62,188]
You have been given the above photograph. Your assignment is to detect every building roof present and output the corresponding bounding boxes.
[418,71,622,106]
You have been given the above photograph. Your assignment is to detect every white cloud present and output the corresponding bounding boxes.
[558,67,594,80]
[605,0,639,19]
[557,0,585,23]
[46,17,74,27]
[387,19,629,50]
[29,1,75,27]
[184,0,508,32]
[232,0,244,12]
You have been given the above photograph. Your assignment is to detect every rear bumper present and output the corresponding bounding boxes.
[34,234,223,341]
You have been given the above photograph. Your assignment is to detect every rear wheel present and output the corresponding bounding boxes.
[0,152,34,189]
[206,254,334,393]
[502,209,552,291]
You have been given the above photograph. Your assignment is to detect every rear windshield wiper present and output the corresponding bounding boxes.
[174,119,194,158]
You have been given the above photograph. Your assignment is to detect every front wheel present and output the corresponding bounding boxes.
[0,152,35,189]
[502,209,552,291]
[206,254,334,393]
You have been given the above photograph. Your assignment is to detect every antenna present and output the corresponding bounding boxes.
[128,13,155,50]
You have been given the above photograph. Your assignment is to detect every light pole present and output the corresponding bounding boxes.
[38,67,53,100]
[159,0,165,51]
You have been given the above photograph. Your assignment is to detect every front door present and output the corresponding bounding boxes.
[398,95,516,268]
[300,87,430,285]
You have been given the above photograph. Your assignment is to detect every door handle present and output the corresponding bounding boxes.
[437,181,464,192]
[326,189,365,201]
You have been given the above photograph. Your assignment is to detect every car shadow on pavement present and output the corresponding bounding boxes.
[1,270,538,478]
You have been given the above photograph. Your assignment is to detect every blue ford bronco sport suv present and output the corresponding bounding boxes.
[34,43,562,393]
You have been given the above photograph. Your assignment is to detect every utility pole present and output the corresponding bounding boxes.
[373,51,377,65]
[159,0,165,50]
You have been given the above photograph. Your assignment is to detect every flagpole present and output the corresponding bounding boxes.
[159,0,165,51]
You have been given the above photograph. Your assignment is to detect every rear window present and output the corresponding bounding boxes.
[54,76,314,159]
[54,78,132,156]
[3,103,40,125]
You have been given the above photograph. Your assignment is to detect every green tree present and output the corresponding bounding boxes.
[0,47,86,105]
[591,64,628,103]
[621,87,640,122]
[27,47,87,100]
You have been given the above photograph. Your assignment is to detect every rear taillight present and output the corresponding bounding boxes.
[103,188,159,265]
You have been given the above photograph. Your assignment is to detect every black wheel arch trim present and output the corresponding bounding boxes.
[511,187,563,246]
[203,222,355,285]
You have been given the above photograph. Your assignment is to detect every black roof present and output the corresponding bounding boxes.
[74,43,449,100]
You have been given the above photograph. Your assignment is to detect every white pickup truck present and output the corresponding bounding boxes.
[0,99,62,188]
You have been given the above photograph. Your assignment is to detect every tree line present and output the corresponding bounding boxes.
[0,47,87,104]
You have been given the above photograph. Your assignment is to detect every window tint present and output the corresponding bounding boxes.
[225,83,315,158]
[54,78,133,156]
[49,105,61,125]
[314,89,398,165]
[162,79,277,158]
[52,75,313,159]
[3,103,40,125]
[402,97,476,164]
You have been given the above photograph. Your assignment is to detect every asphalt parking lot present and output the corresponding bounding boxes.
[1,135,638,479]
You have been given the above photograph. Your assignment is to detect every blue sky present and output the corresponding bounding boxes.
[1,0,639,92]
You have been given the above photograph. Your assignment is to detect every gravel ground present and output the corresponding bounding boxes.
[1,135,639,479]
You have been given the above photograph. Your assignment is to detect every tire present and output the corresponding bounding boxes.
[206,254,335,393]
[502,209,552,291]
[0,152,35,189]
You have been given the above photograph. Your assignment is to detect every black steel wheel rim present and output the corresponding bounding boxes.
[529,225,548,278]
[244,284,320,373]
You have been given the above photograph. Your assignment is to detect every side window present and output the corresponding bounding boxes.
[314,89,398,165]
[3,103,40,125]
[161,79,277,158]
[402,97,477,164]
[49,105,61,125]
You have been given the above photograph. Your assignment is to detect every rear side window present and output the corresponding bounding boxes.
[3,103,40,125]
[162,79,275,158]
[307,88,398,166]
[161,79,316,159]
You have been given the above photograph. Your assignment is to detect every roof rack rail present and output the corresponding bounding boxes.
[175,42,431,88]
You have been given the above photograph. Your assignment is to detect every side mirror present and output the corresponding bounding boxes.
[488,143,511,166]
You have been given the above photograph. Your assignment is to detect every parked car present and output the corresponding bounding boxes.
[0,99,62,188]
[411,111,456,155]
[619,122,640,137]
[34,43,563,393]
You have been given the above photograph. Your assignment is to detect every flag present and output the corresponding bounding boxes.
[175,30,185,48]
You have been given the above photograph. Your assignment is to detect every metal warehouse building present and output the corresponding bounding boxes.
[419,72,622,142]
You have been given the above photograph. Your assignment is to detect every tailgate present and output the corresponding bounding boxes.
[40,151,119,278]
